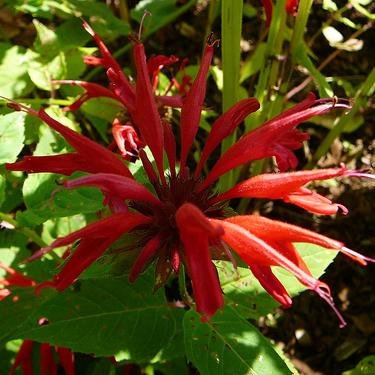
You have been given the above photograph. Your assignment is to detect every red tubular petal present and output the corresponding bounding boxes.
[38,213,152,290]
[53,80,117,102]
[180,42,215,171]
[162,120,177,178]
[40,343,57,375]
[194,98,260,178]
[64,173,162,208]
[107,68,136,111]
[226,215,375,266]
[210,167,347,204]
[250,264,292,307]
[133,42,165,183]
[0,261,35,287]
[56,347,75,375]
[9,340,34,375]
[215,217,347,326]
[157,95,184,108]
[285,187,348,215]
[261,0,273,27]
[37,110,132,178]
[82,21,121,73]
[139,149,159,185]
[129,235,162,282]
[212,219,326,289]
[176,204,224,320]
[27,213,151,263]
[7,154,96,176]
[198,97,351,192]
[147,54,179,90]
[170,247,180,273]
[286,0,299,15]
[82,21,136,109]
[216,217,348,325]
[226,215,343,253]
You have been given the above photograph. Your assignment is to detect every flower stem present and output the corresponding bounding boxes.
[0,212,47,248]
[219,0,243,191]
[178,265,195,308]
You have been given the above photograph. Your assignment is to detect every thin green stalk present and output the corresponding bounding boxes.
[245,0,287,131]
[290,0,313,57]
[219,0,243,191]
[178,264,194,308]
[0,212,47,248]
[1,99,71,106]
[204,0,220,42]
[118,0,130,23]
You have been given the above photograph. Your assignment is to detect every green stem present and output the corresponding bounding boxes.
[290,0,313,57]
[0,212,47,248]
[219,0,243,191]
[204,0,220,42]
[1,99,71,106]
[178,265,195,308]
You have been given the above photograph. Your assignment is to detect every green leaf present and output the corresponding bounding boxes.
[293,42,333,97]
[10,275,184,361]
[0,231,28,276]
[131,0,196,35]
[17,122,102,226]
[0,175,5,207]
[0,112,25,164]
[27,50,67,91]
[41,214,87,246]
[240,43,267,83]
[33,19,60,57]
[219,243,338,319]
[70,0,130,38]
[0,43,33,98]
[342,355,375,375]
[183,307,292,375]
[0,287,54,345]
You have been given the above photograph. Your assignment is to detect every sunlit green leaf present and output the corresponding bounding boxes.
[219,243,338,319]
[184,307,293,375]
[0,112,25,164]
[0,44,33,98]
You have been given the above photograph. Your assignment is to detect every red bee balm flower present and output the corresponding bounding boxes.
[6,23,374,325]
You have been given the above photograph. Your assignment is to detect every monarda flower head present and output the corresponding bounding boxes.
[6,22,374,326]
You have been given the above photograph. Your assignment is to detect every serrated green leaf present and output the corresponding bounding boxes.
[10,275,184,361]
[0,112,25,164]
[184,307,292,375]
[33,19,59,57]
[219,243,338,319]
[27,51,67,91]
[0,231,28,277]
[0,287,54,345]
[0,43,33,98]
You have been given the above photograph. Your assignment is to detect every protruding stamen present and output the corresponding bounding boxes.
[138,10,152,41]
[315,282,347,328]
